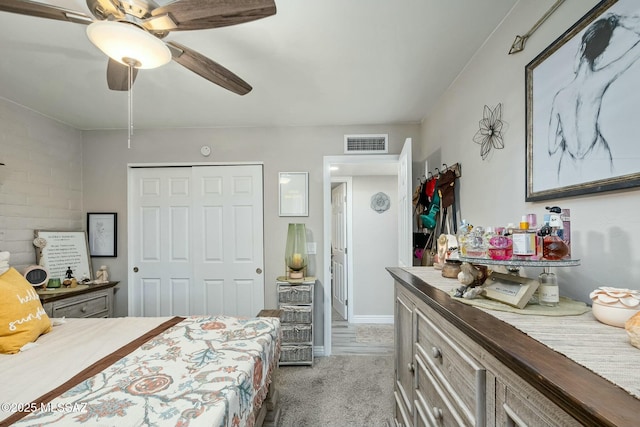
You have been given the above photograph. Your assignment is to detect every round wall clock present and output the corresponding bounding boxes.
[200,145,211,157]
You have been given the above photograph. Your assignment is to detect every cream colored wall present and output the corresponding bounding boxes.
[82,124,420,343]
[351,175,398,321]
[418,0,640,303]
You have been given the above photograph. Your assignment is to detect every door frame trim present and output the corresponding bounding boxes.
[128,161,263,167]
[323,155,399,356]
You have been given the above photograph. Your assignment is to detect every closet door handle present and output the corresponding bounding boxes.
[256,268,263,274]
[133,267,139,273]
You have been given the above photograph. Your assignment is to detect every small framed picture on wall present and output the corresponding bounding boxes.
[87,212,117,257]
[279,172,309,217]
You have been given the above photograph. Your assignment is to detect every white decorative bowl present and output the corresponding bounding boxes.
[590,287,640,328]
[592,301,640,328]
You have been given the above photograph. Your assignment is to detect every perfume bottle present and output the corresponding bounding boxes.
[464,226,487,258]
[487,227,512,261]
[538,270,559,307]
[540,207,569,261]
[512,216,539,260]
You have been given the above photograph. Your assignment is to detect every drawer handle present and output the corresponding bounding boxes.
[432,407,443,420]
[407,362,414,373]
[431,346,442,359]
[81,305,88,313]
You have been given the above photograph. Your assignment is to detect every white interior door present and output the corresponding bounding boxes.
[129,165,264,317]
[398,138,413,267]
[331,182,348,320]
[191,165,264,317]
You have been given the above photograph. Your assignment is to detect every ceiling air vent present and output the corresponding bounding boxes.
[344,134,388,154]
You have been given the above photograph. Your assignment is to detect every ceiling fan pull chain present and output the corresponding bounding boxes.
[128,63,133,149]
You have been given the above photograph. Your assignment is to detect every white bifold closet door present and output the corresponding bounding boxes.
[128,165,264,317]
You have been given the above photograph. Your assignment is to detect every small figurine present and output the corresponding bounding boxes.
[95,265,109,284]
[457,262,489,286]
[433,234,448,270]
[457,262,476,285]
[65,266,74,279]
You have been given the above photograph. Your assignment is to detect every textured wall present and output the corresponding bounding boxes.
[0,98,83,269]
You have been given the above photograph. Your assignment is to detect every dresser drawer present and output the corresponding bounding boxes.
[414,354,466,427]
[50,292,110,318]
[415,307,485,426]
[496,377,582,427]
[395,390,413,427]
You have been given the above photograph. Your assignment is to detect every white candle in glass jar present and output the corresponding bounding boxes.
[291,253,303,269]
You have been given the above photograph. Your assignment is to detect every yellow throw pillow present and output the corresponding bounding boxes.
[0,267,52,354]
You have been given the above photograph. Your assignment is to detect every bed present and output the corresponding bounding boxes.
[0,314,281,427]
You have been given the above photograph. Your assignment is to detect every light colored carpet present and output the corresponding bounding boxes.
[276,355,394,427]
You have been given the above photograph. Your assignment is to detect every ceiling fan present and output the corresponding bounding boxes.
[0,0,277,95]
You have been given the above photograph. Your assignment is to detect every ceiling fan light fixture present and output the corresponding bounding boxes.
[86,21,171,69]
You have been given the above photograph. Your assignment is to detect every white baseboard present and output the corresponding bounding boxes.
[314,346,325,357]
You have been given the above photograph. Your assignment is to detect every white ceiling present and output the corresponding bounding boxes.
[0,0,518,131]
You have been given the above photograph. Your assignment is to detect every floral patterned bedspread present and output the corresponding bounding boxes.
[13,315,280,427]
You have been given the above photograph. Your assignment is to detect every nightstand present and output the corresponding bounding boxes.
[37,281,118,318]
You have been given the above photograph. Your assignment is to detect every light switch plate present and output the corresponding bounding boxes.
[307,242,317,254]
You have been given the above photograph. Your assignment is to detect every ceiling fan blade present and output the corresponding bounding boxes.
[107,59,139,91]
[167,41,252,95]
[0,0,93,24]
[151,0,276,31]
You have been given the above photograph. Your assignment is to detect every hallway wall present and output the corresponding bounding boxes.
[351,175,397,322]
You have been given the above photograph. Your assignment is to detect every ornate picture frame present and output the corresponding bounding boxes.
[526,0,640,201]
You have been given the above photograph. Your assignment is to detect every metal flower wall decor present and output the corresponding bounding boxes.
[371,192,390,213]
[473,103,505,160]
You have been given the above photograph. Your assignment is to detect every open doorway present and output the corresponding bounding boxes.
[323,155,403,355]
[323,138,412,356]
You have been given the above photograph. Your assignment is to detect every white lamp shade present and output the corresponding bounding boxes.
[86,21,171,69]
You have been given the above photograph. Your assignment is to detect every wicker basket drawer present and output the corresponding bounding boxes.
[280,305,312,323]
[280,345,313,363]
[278,285,312,304]
[281,324,312,343]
